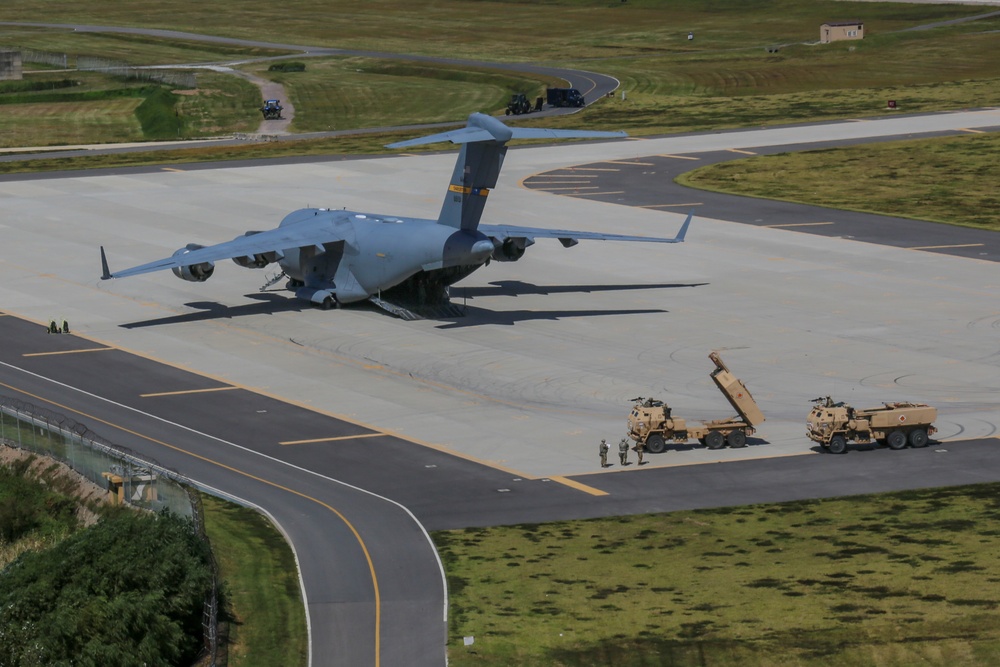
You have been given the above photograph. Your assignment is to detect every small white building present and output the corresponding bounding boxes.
[821,21,864,44]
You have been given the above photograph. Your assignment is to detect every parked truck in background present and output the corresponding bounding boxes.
[806,397,937,454]
[626,352,766,453]
[546,88,585,108]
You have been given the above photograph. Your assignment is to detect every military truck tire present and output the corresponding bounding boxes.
[828,435,847,454]
[705,431,725,450]
[727,430,747,448]
[887,430,907,450]
[646,435,666,454]
[908,428,929,448]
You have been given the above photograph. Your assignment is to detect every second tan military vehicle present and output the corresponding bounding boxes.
[806,397,937,454]
[626,352,766,454]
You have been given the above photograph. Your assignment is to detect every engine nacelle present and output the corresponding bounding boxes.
[491,237,533,262]
[171,244,215,282]
[232,253,272,269]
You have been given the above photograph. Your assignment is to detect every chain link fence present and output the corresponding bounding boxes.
[0,394,223,664]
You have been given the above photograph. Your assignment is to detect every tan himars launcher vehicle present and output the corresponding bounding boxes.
[626,352,765,453]
[806,398,937,454]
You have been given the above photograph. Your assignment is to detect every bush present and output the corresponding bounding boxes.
[0,509,213,667]
[268,61,306,72]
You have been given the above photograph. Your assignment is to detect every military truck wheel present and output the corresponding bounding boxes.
[705,431,725,450]
[727,430,747,448]
[646,435,666,454]
[887,430,907,450]
[908,428,929,448]
[827,435,847,454]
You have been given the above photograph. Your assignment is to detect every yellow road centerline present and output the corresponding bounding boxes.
[908,243,985,250]
[140,386,240,398]
[639,203,703,209]
[765,222,835,228]
[281,433,388,446]
[547,475,609,496]
[23,347,114,357]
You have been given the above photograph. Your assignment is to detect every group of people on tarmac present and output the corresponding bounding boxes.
[598,437,644,468]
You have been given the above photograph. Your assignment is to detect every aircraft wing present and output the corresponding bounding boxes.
[480,211,691,245]
[101,216,339,280]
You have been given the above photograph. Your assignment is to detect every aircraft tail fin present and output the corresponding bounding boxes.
[387,113,626,231]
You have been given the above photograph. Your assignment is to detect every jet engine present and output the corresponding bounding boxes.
[170,244,215,282]
[231,232,274,269]
[232,253,273,269]
[490,237,534,262]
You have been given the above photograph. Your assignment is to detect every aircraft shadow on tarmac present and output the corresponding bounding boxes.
[434,306,669,329]
[120,282,707,328]
[120,293,307,328]
[454,280,708,299]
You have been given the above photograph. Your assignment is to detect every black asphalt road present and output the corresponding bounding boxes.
[3,311,1000,667]
[524,123,1000,261]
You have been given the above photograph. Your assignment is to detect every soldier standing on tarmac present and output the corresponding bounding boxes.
[619,437,629,466]
[633,439,644,465]
[599,439,610,468]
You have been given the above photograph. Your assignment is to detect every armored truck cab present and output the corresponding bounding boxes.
[806,398,937,454]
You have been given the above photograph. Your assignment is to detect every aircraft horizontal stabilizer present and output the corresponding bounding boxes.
[387,112,626,149]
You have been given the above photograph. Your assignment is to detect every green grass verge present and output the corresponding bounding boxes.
[678,131,1000,231]
[434,482,1000,666]
[200,493,308,667]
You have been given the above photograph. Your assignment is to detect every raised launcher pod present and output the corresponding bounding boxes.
[708,351,765,428]
[625,352,766,454]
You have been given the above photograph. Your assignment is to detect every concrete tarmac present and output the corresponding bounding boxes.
[1,109,997,481]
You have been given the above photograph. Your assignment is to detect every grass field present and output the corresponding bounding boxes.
[434,482,1000,667]
[200,494,308,667]
[2,0,999,145]
[678,131,1000,231]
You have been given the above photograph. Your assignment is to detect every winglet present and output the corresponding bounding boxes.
[100,246,113,280]
[674,210,694,242]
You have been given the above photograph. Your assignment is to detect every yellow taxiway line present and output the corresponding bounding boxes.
[140,386,240,398]
[547,476,609,496]
[765,222,835,228]
[280,433,388,446]
[22,347,114,357]
[908,243,985,250]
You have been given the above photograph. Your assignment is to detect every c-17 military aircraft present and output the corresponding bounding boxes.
[101,112,690,317]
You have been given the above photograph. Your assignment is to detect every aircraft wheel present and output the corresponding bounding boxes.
[886,430,907,450]
[908,428,929,448]
[727,430,747,448]
[319,296,334,310]
[645,435,666,454]
[704,431,725,450]
[827,435,847,455]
